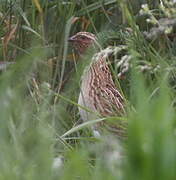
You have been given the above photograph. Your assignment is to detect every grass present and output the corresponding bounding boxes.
[0,0,176,179]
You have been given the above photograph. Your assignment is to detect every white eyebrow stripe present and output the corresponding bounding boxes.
[76,32,96,40]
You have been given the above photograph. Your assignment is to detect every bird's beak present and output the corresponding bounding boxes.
[68,37,75,42]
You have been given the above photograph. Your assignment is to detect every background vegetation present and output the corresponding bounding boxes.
[0,0,176,179]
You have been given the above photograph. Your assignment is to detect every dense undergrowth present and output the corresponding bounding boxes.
[0,0,176,179]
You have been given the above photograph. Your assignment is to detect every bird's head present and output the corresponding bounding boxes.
[68,32,98,55]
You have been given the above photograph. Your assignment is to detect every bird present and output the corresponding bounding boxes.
[68,32,127,137]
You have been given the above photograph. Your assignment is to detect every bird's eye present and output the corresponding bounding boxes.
[80,36,86,40]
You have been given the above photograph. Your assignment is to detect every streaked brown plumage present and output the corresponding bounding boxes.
[69,32,126,137]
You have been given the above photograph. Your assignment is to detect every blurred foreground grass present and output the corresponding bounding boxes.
[0,0,176,179]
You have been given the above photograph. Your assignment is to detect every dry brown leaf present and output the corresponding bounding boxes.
[80,17,91,31]
[71,17,80,24]
[2,23,18,58]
